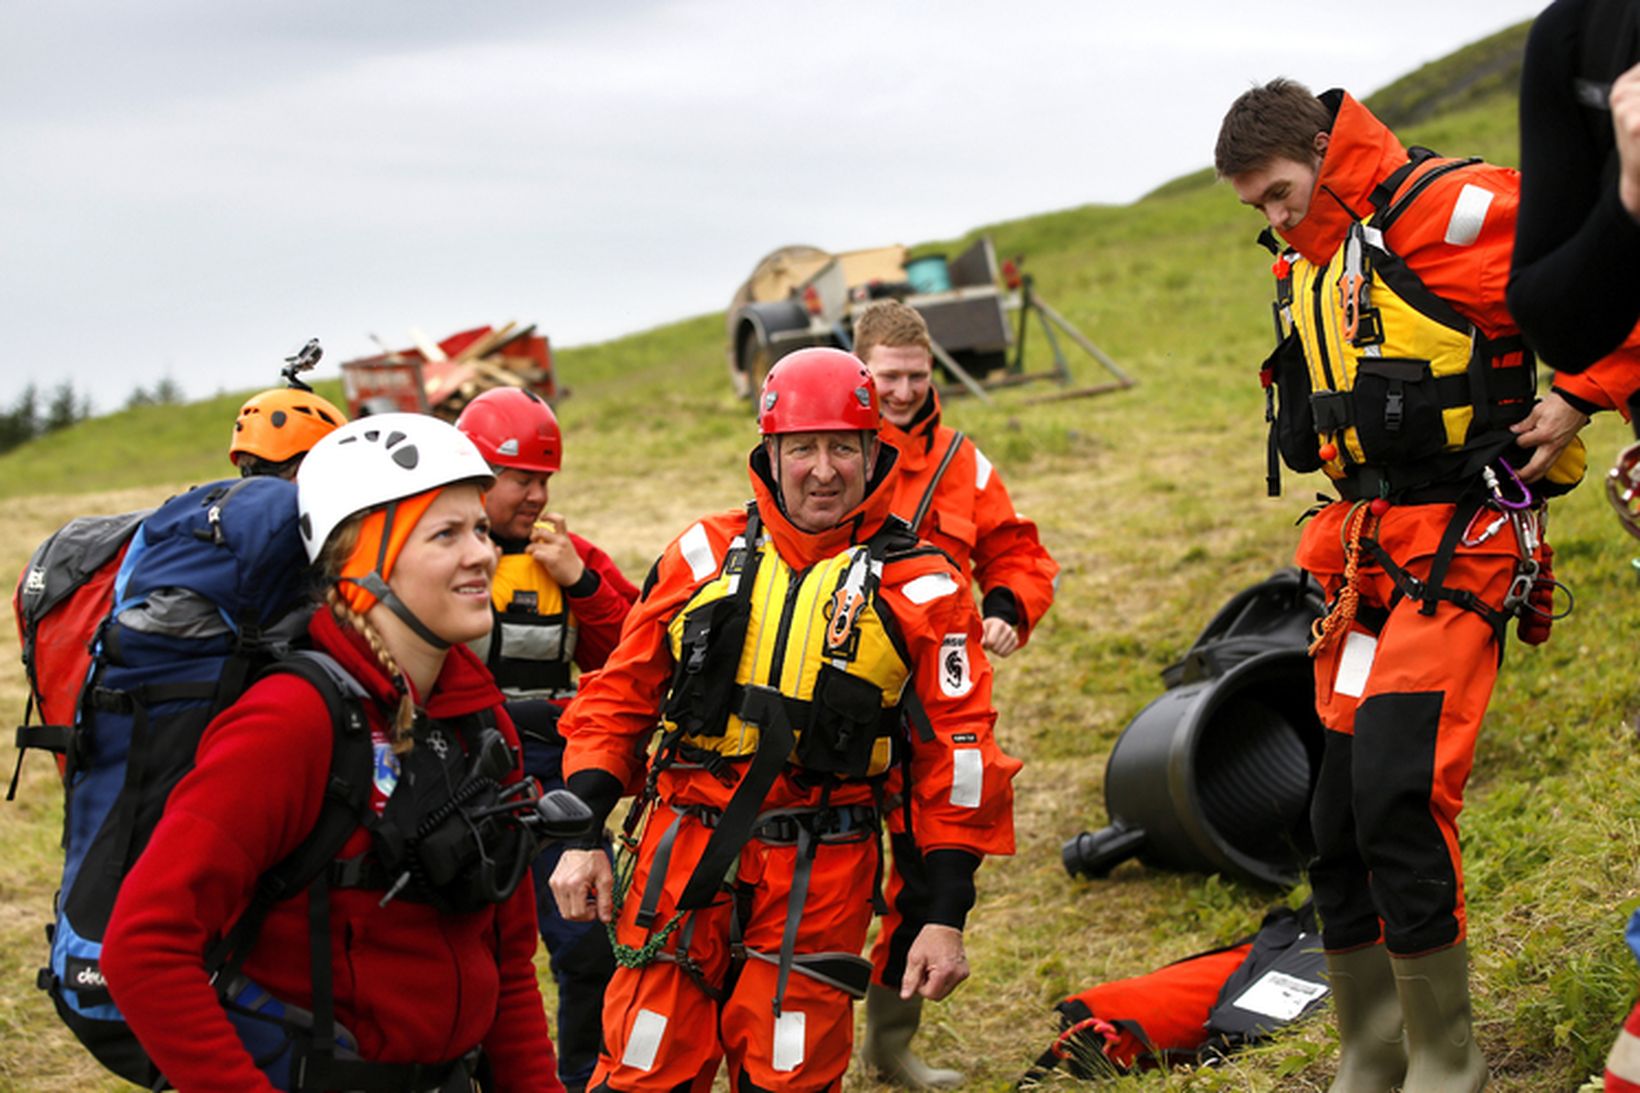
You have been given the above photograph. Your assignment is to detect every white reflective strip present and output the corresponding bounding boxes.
[679,523,716,582]
[1444,184,1493,246]
[950,748,982,808]
[772,1010,806,1071]
[1362,224,1385,250]
[622,1009,667,1071]
[901,572,958,604]
[1334,631,1377,699]
[1609,1026,1640,1082]
[973,448,993,490]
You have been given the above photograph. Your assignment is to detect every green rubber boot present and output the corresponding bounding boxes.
[1324,944,1406,1092]
[1392,941,1488,1092]
[861,984,963,1089]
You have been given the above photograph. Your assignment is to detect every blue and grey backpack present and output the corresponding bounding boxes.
[19,475,374,1088]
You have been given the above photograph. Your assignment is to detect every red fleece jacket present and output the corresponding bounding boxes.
[102,608,561,1093]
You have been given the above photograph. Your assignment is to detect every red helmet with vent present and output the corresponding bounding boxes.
[758,348,879,436]
[455,387,562,473]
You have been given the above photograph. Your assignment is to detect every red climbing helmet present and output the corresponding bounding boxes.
[455,387,562,473]
[758,348,880,436]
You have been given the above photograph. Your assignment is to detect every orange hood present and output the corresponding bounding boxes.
[1279,90,1411,266]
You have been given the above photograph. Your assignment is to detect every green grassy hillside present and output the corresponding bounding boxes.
[6,19,1638,1091]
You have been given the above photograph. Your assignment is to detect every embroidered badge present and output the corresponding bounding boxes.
[939,634,972,697]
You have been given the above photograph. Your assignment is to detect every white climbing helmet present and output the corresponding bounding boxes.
[296,412,495,562]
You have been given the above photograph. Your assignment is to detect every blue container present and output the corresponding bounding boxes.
[904,255,952,295]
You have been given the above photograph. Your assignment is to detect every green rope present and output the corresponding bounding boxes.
[603,815,686,969]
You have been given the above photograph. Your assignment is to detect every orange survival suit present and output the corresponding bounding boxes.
[1266,90,1574,958]
[559,440,1020,1092]
[870,388,1057,994]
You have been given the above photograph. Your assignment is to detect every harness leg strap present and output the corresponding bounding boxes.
[773,823,817,1018]
[635,809,687,930]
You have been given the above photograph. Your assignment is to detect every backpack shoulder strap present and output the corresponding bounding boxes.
[204,650,373,979]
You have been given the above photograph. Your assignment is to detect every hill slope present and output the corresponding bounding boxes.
[5,20,1638,1092]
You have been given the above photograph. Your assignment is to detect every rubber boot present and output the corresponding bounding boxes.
[1323,944,1406,1092]
[861,984,963,1089]
[1392,941,1487,1092]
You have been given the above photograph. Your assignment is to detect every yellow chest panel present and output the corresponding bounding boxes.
[488,552,577,670]
[665,536,909,776]
[1287,244,1478,472]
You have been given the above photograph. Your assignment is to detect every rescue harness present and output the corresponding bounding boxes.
[1258,146,1573,652]
[607,503,941,1013]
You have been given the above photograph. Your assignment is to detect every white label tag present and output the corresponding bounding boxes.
[772,1010,806,1071]
[1229,969,1329,1021]
[950,747,982,809]
[621,1008,667,1071]
[1334,630,1377,698]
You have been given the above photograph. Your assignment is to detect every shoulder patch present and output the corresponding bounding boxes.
[973,448,993,491]
[939,634,973,697]
[678,522,717,582]
[1443,184,1493,247]
[901,572,959,604]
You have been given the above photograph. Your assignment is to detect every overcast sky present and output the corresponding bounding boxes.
[2,1,1550,412]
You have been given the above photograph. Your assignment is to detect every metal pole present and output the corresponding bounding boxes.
[929,339,996,406]
[1033,294,1137,388]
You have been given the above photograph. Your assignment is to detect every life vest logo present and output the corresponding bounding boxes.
[939,634,971,697]
[824,586,865,657]
[69,962,107,989]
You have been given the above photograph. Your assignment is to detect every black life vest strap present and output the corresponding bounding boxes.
[674,684,798,912]
[909,432,966,534]
[656,505,766,747]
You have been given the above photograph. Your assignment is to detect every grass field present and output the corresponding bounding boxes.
[4,19,1639,1091]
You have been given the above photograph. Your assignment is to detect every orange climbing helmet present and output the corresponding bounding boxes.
[229,388,348,467]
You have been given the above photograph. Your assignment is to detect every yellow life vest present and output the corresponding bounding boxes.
[1262,153,1566,498]
[480,551,577,697]
[661,516,910,780]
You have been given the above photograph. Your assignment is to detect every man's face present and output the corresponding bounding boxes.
[1230,148,1324,234]
[771,430,870,532]
[484,467,551,540]
[864,343,934,428]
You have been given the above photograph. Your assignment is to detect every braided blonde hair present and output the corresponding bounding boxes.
[317,514,418,751]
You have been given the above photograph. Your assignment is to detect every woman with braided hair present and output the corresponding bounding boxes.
[103,413,564,1092]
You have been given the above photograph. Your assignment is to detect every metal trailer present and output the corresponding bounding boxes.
[339,322,556,421]
[725,236,1134,406]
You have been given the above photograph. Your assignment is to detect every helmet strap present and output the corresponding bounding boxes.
[354,572,453,651]
[764,437,791,519]
[359,497,452,651]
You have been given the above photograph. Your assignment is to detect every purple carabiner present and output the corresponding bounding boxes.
[1486,461,1534,511]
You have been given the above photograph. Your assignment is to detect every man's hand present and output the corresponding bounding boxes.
[899,924,969,1001]
[980,617,1020,658]
[550,848,613,923]
[1510,392,1590,482]
[1613,62,1640,220]
[527,512,587,587]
